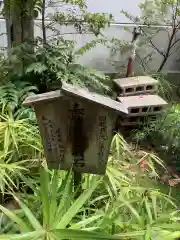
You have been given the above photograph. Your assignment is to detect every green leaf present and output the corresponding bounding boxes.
[118,195,142,225]
[0,230,45,240]
[145,226,151,240]
[57,177,101,228]
[53,171,72,228]
[158,223,180,230]
[70,214,103,229]
[0,205,30,232]
[144,198,153,224]
[25,63,47,74]
[163,231,180,240]
[49,170,58,225]
[151,195,157,220]
[13,196,42,231]
[52,229,145,239]
[40,168,50,227]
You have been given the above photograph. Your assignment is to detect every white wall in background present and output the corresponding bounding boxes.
[1,0,180,73]
[35,21,180,73]
[45,0,143,22]
[85,0,143,22]
[34,0,180,73]
[0,19,7,48]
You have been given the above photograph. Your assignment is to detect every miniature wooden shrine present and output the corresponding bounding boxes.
[23,83,127,175]
[23,75,168,174]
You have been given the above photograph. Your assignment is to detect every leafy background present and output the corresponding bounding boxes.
[0,0,180,239]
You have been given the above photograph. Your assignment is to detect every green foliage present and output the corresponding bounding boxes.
[134,104,180,171]
[151,72,173,101]
[108,0,180,73]
[0,82,37,119]
[0,80,40,193]
[0,42,36,82]
[53,11,112,36]
[0,107,179,239]
[50,0,113,37]
[83,12,113,36]
[0,40,111,95]
[1,0,114,95]
[1,2,180,239]
[26,39,111,94]
[0,112,41,193]
[0,0,112,209]
[0,143,180,239]
[0,108,178,239]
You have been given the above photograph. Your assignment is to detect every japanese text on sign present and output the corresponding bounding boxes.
[98,115,107,162]
[41,116,65,163]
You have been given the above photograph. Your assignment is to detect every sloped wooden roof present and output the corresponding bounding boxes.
[23,83,128,114]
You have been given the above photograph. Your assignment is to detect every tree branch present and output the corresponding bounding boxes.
[139,27,165,57]
[165,27,171,41]
[157,27,176,72]
[169,37,180,49]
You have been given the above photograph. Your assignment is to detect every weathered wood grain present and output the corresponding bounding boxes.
[34,96,116,174]
[62,83,128,114]
[23,83,125,174]
[23,90,63,106]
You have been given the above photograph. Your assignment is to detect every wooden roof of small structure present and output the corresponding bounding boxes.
[23,83,128,114]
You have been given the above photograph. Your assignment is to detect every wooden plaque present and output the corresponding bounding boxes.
[24,84,127,175]
[34,96,116,174]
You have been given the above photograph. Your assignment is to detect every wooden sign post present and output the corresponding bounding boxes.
[23,83,127,178]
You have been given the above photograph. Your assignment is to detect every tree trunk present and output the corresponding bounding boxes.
[42,0,46,44]
[4,0,34,48]
[157,28,176,72]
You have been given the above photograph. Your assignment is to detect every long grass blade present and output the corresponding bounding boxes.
[0,230,45,240]
[52,229,145,239]
[0,205,30,232]
[57,177,101,229]
[40,167,50,227]
[13,196,42,231]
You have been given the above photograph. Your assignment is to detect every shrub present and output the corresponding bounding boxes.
[0,134,179,239]
[134,104,180,171]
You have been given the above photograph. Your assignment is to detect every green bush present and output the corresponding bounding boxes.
[134,104,180,171]
[0,40,112,96]
[0,161,179,239]
[0,134,179,239]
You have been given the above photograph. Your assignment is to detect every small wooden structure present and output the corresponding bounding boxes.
[23,83,127,175]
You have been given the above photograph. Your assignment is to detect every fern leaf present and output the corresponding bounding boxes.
[26,63,47,74]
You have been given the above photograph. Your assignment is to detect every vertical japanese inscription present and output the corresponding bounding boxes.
[98,115,107,163]
[69,103,85,168]
[41,116,64,164]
